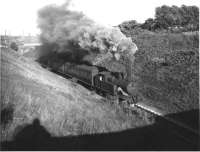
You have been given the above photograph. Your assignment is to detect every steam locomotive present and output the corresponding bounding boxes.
[47,61,136,103]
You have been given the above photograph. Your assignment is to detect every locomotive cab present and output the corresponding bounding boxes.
[93,73,118,96]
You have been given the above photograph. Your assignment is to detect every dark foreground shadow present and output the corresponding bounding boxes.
[1,110,199,151]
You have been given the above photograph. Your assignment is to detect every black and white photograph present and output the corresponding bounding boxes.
[0,0,199,150]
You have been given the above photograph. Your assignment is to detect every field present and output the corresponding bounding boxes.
[1,48,149,142]
[126,29,199,114]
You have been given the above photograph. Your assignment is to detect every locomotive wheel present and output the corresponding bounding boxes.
[90,88,96,95]
[94,88,101,95]
[95,88,102,95]
[99,90,104,96]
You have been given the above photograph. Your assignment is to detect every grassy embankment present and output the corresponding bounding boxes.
[1,48,148,141]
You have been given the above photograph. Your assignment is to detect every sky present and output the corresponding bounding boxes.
[0,0,199,36]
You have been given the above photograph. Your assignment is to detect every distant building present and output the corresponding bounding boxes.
[1,35,41,54]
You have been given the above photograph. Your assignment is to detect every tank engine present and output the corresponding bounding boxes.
[49,61,136,103]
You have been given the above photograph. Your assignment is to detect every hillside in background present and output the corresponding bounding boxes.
[117,4,199,114]
[1,48,148,142]
[119,27,199,113]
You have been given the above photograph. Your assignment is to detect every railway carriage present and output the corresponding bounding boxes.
[59,62,99,86]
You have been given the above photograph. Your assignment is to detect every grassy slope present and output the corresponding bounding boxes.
[1,48,147,141]
[128,29,199,114]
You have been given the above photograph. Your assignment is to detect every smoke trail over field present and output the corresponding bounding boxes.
[37,1,137,62]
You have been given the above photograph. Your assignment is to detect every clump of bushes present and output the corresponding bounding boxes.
[10,42,19,51]
[119,5,199,33]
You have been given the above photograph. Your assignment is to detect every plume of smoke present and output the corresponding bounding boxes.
[37,1,137,60]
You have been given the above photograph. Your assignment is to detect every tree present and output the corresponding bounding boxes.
[119,5,199,32]
[10,42,18,51]
[119,20,139,31]
[155,5,176,29]
[154,5,199,31]
[142,18,158,30]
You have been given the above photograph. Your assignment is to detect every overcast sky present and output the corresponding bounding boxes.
[0,0,199,36]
